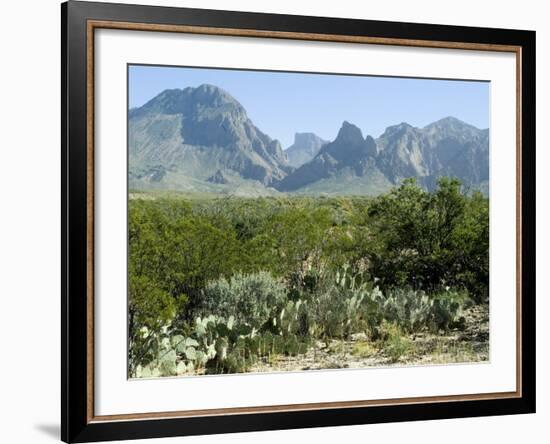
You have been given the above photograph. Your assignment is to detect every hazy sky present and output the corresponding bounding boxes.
[129,64,490,148]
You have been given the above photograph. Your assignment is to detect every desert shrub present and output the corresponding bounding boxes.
[306,266,371,339]
[131,327,195,378]
[208,335,259,374]
[377,320,412,363]
[380,288,434,333]
[129,275,181,334]
[198,272,286,329]
[451,191,489,303]
[431,290,470,331]
[129,198,246,322]
[244,206,334,277]
[269,266,372,341]
[256,332,309,357]
[368,287,470,334]
[128,275,187,375]
[277,299,311,337]
[167,314,253,375]
[365,178,489,301]
[131,313,240,377]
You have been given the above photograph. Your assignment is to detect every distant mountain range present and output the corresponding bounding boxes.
[129,84,489,196]
[285,133,328,168]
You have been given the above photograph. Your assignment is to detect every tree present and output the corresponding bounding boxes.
[365,177,488,301]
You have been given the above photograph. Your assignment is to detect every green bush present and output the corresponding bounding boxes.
[366,178,489,301]
[198,272,286,329]
[129,198,244,317]
[128,275,186,375]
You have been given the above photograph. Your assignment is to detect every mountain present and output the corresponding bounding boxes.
[128,83,488,196]
[275,117,489,194]
[285,133,328,167]
[276,122,382,192]
[375,117,489,190]
[129,84,292,191]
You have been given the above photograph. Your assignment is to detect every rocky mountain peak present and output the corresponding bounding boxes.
[381,122,415,139]
[335,121,365,145]
[424,116,484,140]
[188,84,244,111]
[132,88,186,116]
[285,132,328,168]
[294,132,322,146]
[427,116,469,128]
[364,135,378,157]
[129,85,291,187]
[320,121,377,163]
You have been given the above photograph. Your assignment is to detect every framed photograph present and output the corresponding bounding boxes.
[61,1,535,442]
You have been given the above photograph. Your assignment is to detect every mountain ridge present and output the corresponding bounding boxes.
[129,85,489,196]
[129,84,291,189]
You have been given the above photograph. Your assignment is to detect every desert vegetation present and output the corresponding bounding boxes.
[128,177,489,378]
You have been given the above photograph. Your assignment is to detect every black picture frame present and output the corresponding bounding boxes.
[62,1,536,442]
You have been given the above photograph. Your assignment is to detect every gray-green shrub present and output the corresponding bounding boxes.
[198,272,286,329]
[380,288,434,333]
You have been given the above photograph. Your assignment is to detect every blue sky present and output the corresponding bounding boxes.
[129,64,489,148]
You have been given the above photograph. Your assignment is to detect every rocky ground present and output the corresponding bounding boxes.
[248,304,489,373]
